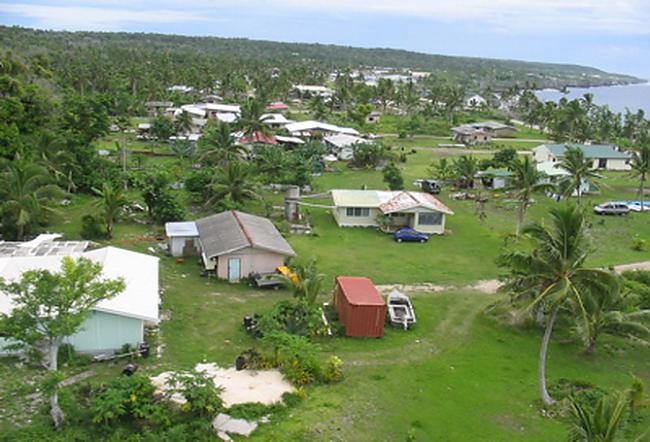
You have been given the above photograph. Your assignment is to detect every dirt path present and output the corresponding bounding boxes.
[376,260,650,297]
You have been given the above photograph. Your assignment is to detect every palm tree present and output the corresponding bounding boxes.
[0,158,64,240]
[497,205,617,405]
[629,145,650,209]
[308,95,327,120]
[198,122,246,166]
[238,98,269,136]
[568,392,628,442]
[92,183,128,238]
[557,146,601,204]
[174,111,193,135]
[208,160,259,208]
[508,156,555,235]
[453,155,479,189]
[428,158,455,186]
[573,277,650,355]
[280,259,324,307]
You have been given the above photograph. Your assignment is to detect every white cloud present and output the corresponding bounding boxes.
[1,0,650,35]
[0,3,206,30]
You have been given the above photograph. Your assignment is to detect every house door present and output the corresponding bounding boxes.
[228,258,241,282]
[598,158,607,169]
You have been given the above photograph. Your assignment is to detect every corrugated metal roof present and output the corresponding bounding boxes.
[0,247,159,322]
[542,144,631,159]
[332,190,453,215]
[324,134,369,148]
[336,277,385,306]
[195,211,296,259]
[165,222,199,237]
[285,120,359,136]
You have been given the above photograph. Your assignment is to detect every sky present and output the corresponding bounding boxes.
[1,0,650,79]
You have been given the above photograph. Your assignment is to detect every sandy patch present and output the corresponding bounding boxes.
[151,363,294,408]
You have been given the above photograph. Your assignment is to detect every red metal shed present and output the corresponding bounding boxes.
[334,276,386,338]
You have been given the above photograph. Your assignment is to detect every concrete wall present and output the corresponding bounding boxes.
[215,247,287,281]
[1,310,144,355]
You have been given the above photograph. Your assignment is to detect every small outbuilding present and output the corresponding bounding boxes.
[165,221,200,257]
[334,276,386,338]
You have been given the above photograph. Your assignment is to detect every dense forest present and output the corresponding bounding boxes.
[0,26,642,99]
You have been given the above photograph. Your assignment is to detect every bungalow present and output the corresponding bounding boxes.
[285,120,360,138]
[464,94,487,109]
[468,121,517,137]
[532,144,632,171]
[145,101,174,116]
[0,246,159,355]
[292,85,334,99]
[536,161,592,195]
[261,113,294,129]
[195,211,296,282]
[331,190,454,235]
[451,126,492,145]
[324,134,370,160]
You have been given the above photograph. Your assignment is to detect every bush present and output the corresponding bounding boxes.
[322,356,344,383]
[263,332,322,385]
[165,370,223,418]
[80,214,106,240]
[548,378,609,409]
[184,169,212,200]
[90,374,171,427]
[631,235,647,251]
[57,343,92,367]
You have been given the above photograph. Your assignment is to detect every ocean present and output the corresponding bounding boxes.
[534,83,650,115]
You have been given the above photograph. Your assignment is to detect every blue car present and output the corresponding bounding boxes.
[394,227,429,243]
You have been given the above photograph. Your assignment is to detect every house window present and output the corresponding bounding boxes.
[598,158,607,169]
[346,207,370,217]
[418,212,443,225]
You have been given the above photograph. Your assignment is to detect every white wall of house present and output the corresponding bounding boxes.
[332,207,381,227]
[591,158,630,171]
[169,236,200,257]
[533,146,554,163]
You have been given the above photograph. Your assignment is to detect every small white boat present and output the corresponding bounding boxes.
[387,290,416,330]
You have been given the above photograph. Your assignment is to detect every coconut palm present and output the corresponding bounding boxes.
[0,158,64,240]
[238,98,270,136]
[497,205,617,405]
[198,122,246,166]
[174,110,193,135]
[208,160,259,208]
[628,145,650,209]
[92,183,129,238]
[557,146,601,204]
[573,277,650,355]
[568,392,628,442]
[280,258,325,307]
[508,156,555,235]
[453,155,479,189]
[428,158,455,186]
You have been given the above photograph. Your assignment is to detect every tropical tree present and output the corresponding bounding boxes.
[557,146,601,203]
[281,258,325,307]
[0,157,64,240]
[308,95,327,120]
[150,115,174,141]
[238,98,269,136]
[568,392,629,442]
[92,183,129,238]
[453,155,479,189]
[573,277,650,355]
[629,145,650,209]
[382,162,404,190]
[198,122,245,166]
[428,158,455,186]
[497,205,617,405]
[0,257,124,428]
[508,156,555,235]
[208,160,259,208]
[174,111,193,135]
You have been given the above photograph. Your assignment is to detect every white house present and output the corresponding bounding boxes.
[331,190,454,235]
[324,134,371,160]
[0,246,159,355]
[532,144,632,171]
[165,222,200,257]
[464,94,487,109]
[285,120,360,138]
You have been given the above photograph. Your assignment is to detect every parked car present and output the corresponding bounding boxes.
[421,179,442,194]
[394,227,429,243]
[593,202,630,216]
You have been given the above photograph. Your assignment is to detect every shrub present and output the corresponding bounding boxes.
[80,214,106,240]
[90,374,170,427]
[57,343,92,367]
[165,370,223,418]
[322,356,344,384]
[631,235,647,252]
[263,332,322,385]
